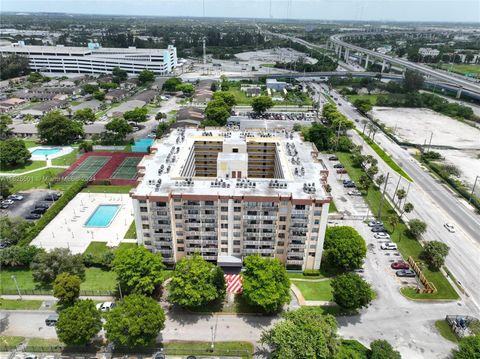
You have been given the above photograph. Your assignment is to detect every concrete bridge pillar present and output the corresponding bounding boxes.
[344,48,350,62]
[364,54,370,69]
[456,87,463,99]
[381,59,387,73]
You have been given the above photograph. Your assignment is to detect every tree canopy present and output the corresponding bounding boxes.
[168,254,226,307]
[30,248,85,285]
[261,307,339,359]
[0,114,13,138]
[422,241,449,270]
[104,117,132,144]
[324,226,367,270]
[453,334,480,359]
[37,111,84,145]
[370,339,402,359]
[56,299,102,345]
[53,272,81,305]
[105,294,166,347]
[138,69,155,84]
[353,98,373,115]
[242,256,290,313]
[403,69,424,92]
[331,273,374,310]
[0,139,31,170]
[251,95,274,114]
[73,108,96,123]
[0,217,34,247]
[212,91,237,107]
[162,77,182,92]
[0,245,43,268]
[407,219,427,239]
[124,107,149,123]
[112,67,128,83]
[203,99,231,127]
[112,246,165,296]
[0,54,30,80]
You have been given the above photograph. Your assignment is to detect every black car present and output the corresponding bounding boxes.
[344,182,356,188]
[31,208,47,214]
[371,226,386,233]
[333,164,344,169]
[328,156,338,161]
[0,203,9,209]
[44,192,62,201]
[25,213,41,220]
[45,313,59,326]
[35,203,50,209]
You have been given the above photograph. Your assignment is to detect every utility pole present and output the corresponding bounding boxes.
[470,175,479,203]
[427,132,433,152]
[11,275,22,299]
[392,174,402,208]
[377,172,390,220]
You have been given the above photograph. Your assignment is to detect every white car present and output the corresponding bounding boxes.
[368,221,383,227]
[374,233,390,240]
[348,190,362,196]
[380,242,398,250]
[96,302,116,312]
[444,223,455,233]
[2,199,14,205]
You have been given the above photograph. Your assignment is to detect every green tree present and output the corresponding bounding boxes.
[124,107,149,123]
[105,117,132,140]
[78,141,93,153]
[251,95,274,114]
[156,120,173,138]
[0,177,13,198]
[0,54,30,80]
[82,84,99,94]
[403,69,424,92]
[168,254,226,308]
[53,272,81,305]
[331,273,374,310]
[73,108,95,123]
[104,294,166,347]
[407,219,427,239]
[261,307,339,359]
[387,215,399,234]
[99,82,118,90]
[138,69,155,84]
[370,339,401,359]
[175,83,194,96]
[162,77,182,92]
[0,139,31,169]
[212,91,237,107]
[302,123,334,151]
[203,99,231,126]
[358,174,373,195]
[30,248,85,285]
[56,299,102,345]
[423,241,449,270]
[0,216,33,246]
[242,256,290,313]
[324,226,367,270]
[112,246,165,296]
[0,245,43,268]
[453,334,480,359]
[353,98,373,115]
[112,67,128,83]
[395,188,407,209]
[403,202,414,215]
[0,114,12,138]
[37,111,84,145]
[93,90,105,101]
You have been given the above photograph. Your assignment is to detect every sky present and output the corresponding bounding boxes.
[2,0,480,23]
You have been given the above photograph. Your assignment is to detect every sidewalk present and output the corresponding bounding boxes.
[1,294,114,301]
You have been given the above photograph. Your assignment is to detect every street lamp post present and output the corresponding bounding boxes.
[11,275,22,299]
[210,325,215,352]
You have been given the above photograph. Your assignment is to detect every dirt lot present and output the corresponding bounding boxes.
[436,148,480,194]
[235,48,317,64]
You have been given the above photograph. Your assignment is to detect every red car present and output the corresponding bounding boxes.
[391,261,409,270]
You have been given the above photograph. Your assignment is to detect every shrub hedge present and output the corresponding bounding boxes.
[19,180,87,246]
[303,269,321,277]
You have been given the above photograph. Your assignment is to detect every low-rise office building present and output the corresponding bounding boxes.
[0,42,178,75]
[130,128,332,270]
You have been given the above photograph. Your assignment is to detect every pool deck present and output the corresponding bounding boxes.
[31,193,135,254]
[30,146,74,161]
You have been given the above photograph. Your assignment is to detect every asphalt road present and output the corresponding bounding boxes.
[326,87,480,312]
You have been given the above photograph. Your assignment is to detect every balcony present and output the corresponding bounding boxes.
[243,248,274,254]
[288,244,306,250]
[243,240,275,246]
[286,259,304,265]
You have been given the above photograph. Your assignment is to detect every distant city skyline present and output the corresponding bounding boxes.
[2,0,479,23]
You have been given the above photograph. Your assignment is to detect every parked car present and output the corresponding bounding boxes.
[2,199,14,205]
[336,169,347,174]
[374,233,390,239]
[391,261,410,270]
[96,302,116,312]
[0,202,9,209]
[343,179,352,184]
[371,226,386,233]
[45,314,59,326]
[381,242,398,250]
[328,156,338,161]
[353,268,364,274]
[35,203,50,209]
[8,194,24,201]
[396,269,416,278]
[347,190,362,196]
[25,213,41,220]
[31,208,47,215]
[444,223,455,233]
[344,182,356,188]
[44,193,61,201]
[368,221,383,227]
[333,164,344,169]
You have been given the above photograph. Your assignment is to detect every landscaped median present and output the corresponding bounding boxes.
[356,130,413,182]
[336,151,458,301]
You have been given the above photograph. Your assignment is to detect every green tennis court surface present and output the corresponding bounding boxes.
[66,156,111,180]
[111,157,142,179]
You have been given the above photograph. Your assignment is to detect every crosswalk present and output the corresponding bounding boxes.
[224,274,243,294]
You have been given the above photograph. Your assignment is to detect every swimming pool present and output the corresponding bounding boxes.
[132,138,154,153]
[31,148,62,156]
[85,204,120,227]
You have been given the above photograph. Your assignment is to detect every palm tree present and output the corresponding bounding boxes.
[396,188,407,209]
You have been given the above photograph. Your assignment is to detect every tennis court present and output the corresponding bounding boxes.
[66,156,111,180]
[111,157,142,180]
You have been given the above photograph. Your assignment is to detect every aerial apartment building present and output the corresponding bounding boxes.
[0,41,177,75]
[130,128,332,270]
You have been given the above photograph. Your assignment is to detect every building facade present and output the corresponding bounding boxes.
[0,42,177,75]
[130,128,332,270]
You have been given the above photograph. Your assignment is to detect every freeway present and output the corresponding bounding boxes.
[314,84,480,311]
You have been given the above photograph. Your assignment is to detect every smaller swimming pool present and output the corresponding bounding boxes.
[132,138,154,153]
[31,148,62,156]
[85,204,120,227]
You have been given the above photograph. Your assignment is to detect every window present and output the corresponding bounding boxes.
[142,224,149,229]
[232,148,238,153]
[140,207,148,212]
[233,240,241,245]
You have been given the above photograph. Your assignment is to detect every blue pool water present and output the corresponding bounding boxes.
[132,138,154,153]
[32,148,62,156]
[85,205,120,227]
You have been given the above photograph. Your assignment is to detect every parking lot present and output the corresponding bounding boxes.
[1,189,60,220]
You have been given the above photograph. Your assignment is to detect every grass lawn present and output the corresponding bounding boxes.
[26,338,63,351]
[230,88,253,105]
[260,63,275,68]
[10,168,65,192]
[124,220,137,239]
[439,63,480,76]
[164,341,254,359]
[329,200,338,213]
[118,242,138,250]
[336,151,458,300]
[347,94,379,106]
[0,336,24,348]
[0,161,46,174]
[84,241,111,258]
[435,319,459,343]
[356,130,413,181]
[23,140,39,148]
[340,339,370,358]
[82,185,133,193]
[0,298,42,310]
[0,268,117,294]
[51,148,79,166]
[291,279,333,301]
